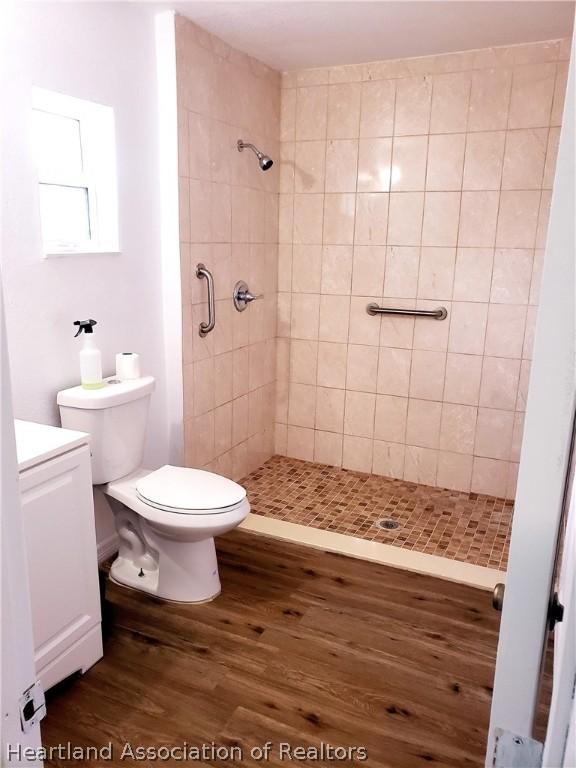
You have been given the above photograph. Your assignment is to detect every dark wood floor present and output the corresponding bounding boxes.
[42,531,502,767]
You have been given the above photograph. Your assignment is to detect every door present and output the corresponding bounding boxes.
[486,32,575,766]
[542,473,576,766]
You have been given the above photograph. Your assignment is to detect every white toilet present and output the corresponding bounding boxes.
[57,376,250,603]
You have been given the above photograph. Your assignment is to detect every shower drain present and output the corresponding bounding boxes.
[375,518,400,531]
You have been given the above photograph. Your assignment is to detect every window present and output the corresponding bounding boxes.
[31,88,119,256]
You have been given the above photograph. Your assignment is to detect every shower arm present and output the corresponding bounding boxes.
[238,140,257,154]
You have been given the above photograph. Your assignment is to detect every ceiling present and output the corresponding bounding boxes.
[171,1,574,71]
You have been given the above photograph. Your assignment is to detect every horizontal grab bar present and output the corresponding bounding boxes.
[366,303,448,321]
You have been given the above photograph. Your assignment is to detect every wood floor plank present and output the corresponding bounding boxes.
[219,707,391,768]
[42,530,501,767]
[299,605,497,680]
[221,536,490,603]
[220,664,488,760]
[258,632,493,726]
[220,702,481,768]
[219,540,499,631]
[109,596,280,677]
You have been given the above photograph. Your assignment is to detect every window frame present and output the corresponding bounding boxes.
[31,88,119,257]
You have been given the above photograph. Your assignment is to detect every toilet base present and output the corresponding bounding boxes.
[109,534,222,604]
[108,503,223,603]
[109,560,221,604]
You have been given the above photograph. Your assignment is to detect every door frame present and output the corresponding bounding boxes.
[0,272,44,763]
[0,0,44,761]
[486,28,575,766]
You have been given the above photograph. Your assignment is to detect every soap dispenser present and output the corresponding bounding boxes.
[74,319,104,390]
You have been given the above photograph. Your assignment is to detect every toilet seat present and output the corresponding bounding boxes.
[135,465,246,515]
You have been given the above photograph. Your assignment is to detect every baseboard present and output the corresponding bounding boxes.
[97,533,118,563]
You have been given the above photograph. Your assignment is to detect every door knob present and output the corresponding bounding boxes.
[493,582,505,611]
[233,280,262,312]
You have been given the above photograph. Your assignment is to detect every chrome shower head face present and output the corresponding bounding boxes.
[238,139,274,171]
[259,154,273,171]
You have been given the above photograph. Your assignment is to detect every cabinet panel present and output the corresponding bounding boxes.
[19,445,101,675]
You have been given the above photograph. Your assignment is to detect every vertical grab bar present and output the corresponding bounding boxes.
[196,263,215,337]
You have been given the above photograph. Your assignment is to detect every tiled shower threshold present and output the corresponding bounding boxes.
[240,455,512,590]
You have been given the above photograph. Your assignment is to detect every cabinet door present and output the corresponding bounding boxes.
[19,445,101,672]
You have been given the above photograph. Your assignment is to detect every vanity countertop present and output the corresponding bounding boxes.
[15,419,90,472]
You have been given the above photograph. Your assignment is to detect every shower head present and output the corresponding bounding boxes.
[237,139,274,171]
[259,155,274,171]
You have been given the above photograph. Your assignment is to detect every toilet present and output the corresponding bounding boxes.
[57,376,250,603]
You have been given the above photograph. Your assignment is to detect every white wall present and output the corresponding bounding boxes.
[1,3,182,550]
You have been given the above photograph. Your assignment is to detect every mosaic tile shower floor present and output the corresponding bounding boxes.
[242,455,513,570]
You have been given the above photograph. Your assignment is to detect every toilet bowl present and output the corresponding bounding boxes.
[57,376,250,603]
[105,466,249,602]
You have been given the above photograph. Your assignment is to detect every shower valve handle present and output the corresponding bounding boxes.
[233,281,262,312]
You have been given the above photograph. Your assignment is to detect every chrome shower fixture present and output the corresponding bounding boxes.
[237,139,273,171]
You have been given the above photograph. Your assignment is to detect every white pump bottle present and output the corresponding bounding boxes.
[74,319,104,389]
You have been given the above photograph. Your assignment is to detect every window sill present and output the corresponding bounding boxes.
[43,249,121,259]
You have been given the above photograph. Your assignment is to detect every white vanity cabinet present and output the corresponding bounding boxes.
[15,420,103,691]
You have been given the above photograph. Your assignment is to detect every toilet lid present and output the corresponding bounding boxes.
[135,465,246,514]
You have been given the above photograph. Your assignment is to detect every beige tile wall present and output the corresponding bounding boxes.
[176,16,280,481]
[276,38,570,498]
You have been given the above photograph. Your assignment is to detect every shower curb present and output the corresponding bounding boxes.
[240,513,505,591]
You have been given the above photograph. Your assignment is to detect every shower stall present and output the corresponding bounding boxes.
[176,14,568,581]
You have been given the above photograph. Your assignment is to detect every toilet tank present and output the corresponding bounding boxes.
[57,376,155,485]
